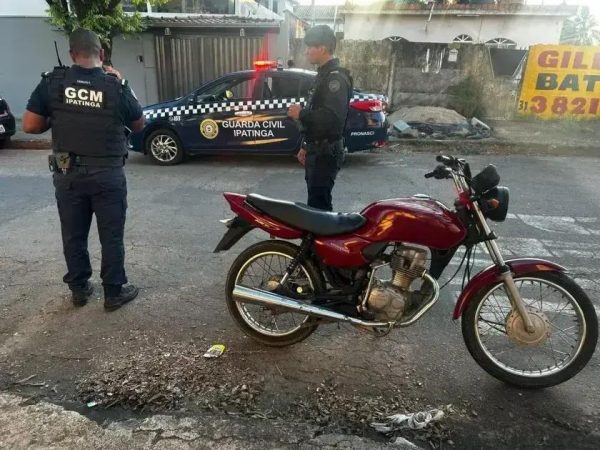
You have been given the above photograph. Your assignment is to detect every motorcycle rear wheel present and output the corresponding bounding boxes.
[225,240,324,347]
[462,271,598,388]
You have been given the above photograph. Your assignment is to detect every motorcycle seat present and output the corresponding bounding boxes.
[246,194,367,236]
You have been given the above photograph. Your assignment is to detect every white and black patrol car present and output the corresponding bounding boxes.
[128,61,388,165]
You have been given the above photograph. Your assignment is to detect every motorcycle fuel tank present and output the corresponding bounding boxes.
[357,198,467,250]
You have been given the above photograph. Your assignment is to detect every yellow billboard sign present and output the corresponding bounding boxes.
[518,45,600,120]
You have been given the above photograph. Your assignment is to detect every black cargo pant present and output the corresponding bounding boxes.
[53,166,128,292]
[305,140,344,211]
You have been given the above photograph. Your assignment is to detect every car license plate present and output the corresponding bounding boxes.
[0,125,5,134]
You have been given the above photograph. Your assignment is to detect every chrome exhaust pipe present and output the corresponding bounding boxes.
[232,285,392,328]
[396,274,440,327]
[233,273,440,329]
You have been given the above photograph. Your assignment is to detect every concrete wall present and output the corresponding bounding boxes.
[1,0,47,16]
[344,14,563,49]
[0,17,157,116]
[111,33,159,107]
[0,17,69,116]
[336,40,392,94]
[291,39,520,119]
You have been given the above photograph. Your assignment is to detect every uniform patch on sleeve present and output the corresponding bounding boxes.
[328,79,341,93]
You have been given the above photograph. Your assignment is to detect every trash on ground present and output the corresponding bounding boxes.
[388,106,491,140]
[14,374,37,384]
[392,436,421,449]
[203,344,226,358]
[86,401,98,408]
[371,408,445,433]
[393,119,420,138]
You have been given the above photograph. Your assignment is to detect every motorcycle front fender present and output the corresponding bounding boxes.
[452,258,566,320]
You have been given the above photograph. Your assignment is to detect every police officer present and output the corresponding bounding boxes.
[287,25,352,211]
[22,29,144,311]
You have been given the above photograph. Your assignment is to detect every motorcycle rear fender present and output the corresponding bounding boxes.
[215,193,304,252]
[453,258,566,320]
[214,216,254,253]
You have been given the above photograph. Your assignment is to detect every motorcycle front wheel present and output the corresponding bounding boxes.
[225,240,325,347]
[462,271,598,388]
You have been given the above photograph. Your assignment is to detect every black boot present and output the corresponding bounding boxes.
[71,282,94,307]
[104,285,139,311]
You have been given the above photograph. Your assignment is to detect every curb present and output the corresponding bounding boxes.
[6,139,52,150]
[384,139,600,158]
[5,138,600,157]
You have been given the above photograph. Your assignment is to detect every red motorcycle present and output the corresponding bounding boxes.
[215,155,598,388]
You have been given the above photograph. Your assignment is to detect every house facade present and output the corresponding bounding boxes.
[342,2,578,49]
[295,5,343,34]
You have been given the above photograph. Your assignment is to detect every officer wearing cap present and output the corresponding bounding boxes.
[287,25,352,211]
[22,28,144,311]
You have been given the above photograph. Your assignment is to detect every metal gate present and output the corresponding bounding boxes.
[155,34,264,101]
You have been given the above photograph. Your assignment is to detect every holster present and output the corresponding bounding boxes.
[48,152,72,173]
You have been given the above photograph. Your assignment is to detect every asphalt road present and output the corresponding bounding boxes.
[0,149,599,449]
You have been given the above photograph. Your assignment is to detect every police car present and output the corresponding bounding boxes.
[128,61,388,165]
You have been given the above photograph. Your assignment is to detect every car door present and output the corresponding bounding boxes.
[179,74,258,153]
[252,71,312,153]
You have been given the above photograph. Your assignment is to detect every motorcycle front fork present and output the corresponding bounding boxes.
[474,206,536,333]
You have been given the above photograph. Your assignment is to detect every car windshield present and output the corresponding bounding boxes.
[196,76,256,103]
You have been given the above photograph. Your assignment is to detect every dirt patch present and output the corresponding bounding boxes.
[78,339,263,413]
[77,340,454,448]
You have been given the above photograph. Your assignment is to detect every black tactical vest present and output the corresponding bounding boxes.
[48,66,126,157]
[306,62,353,140]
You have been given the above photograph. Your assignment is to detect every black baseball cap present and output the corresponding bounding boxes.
[304,25,336,51]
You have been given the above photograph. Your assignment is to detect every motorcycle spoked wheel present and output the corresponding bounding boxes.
[225,240,325,347]
[462,271,598,388]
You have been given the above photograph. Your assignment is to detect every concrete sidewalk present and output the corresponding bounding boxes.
[0,393,420,450]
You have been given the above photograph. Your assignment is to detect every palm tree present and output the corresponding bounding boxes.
[561,7,600,46]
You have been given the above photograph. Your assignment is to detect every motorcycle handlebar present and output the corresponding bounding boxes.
[424,164,452,180]
[436,155,453,164]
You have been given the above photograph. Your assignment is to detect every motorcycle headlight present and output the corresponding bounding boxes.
[479,186,509,222]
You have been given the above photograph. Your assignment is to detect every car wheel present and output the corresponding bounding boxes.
[146,129,184,166]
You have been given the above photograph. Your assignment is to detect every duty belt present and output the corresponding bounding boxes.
[73,155,126,167]
[305,139,343,157]
[306,138,342,146]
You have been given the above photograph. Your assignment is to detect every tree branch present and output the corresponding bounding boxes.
[108,0,122,11]
[45,0,68,10]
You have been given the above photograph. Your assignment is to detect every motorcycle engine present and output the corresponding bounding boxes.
[366,245,428,321]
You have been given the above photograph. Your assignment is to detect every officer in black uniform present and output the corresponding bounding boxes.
[287,25,352,211]
[23,29,144,311]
